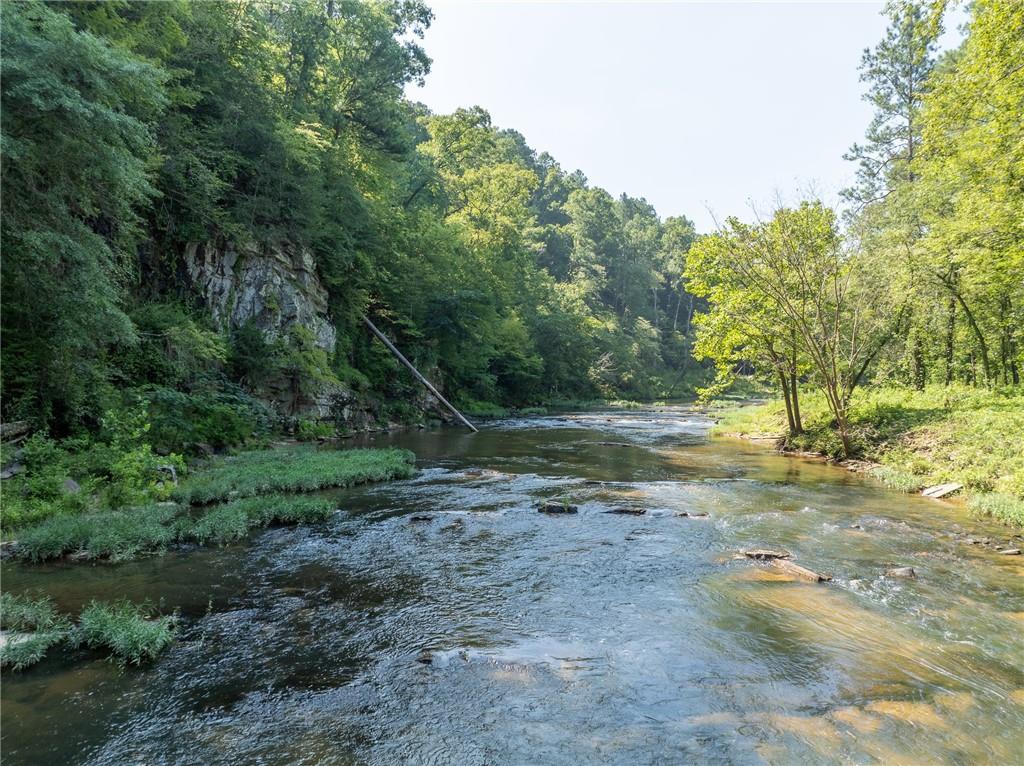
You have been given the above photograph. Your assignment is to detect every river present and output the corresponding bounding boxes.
[2,406,1022,764]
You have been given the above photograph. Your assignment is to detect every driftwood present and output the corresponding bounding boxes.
[743,549,791,560]
[922,483,962,498]
[361,314,477,433]
[773,559,832,582]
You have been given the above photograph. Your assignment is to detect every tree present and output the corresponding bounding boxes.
[689,203,904,456]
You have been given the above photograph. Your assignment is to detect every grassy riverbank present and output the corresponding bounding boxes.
[715,385,1024,526]
[1,445,416,668]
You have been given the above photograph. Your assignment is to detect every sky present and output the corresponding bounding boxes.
[407,1,964,232]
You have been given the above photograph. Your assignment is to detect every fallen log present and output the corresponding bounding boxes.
[361,314,477,433]
[773,559,832,582]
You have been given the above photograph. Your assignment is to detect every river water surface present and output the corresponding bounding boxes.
[3,406,1023,764]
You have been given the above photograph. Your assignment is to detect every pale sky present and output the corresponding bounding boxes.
[408,1,964,231]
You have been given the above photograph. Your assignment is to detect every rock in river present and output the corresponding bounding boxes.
[606,507,646,515]
[538,502,578,514]
[885,566,916,579]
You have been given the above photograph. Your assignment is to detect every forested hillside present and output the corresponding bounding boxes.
[2,0,700,442]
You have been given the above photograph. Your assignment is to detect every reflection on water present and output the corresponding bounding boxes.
[2,406,1023,765]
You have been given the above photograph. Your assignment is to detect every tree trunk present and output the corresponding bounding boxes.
[778,370,797,437]
[911,332,925,390]
[944,296,956,385]
[940,277,991,383]
[790,369,803,434]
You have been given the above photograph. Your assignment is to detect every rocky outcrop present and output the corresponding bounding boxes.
[185,241,336,352]
[183,240,454,426]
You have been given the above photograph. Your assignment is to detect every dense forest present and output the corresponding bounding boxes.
[2,0,701,445]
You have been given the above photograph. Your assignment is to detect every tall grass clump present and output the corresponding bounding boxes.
[15,504,181,563]
[968,493,1024,527]
[187,495,334,545]
[0,594,71,670]
[76,601,176,665]
[173,447,416,504]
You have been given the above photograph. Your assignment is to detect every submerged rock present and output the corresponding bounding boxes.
[743,549,791,560]
[538,502,578,514]
[409,515,434,522]
[606,507,646,515]
[885,566,916,579]
[676,511,710,518]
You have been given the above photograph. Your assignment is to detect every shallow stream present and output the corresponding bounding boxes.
[3,407,1022,764]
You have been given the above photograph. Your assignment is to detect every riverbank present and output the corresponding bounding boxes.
[714,385,1024,526]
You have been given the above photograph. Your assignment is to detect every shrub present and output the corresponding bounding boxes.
[295,418,334,441]
[76,601,176,665]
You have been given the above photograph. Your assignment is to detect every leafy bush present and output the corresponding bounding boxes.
[295,418,334,441]
[76,601,176,665]
[173,447,416,504]
[142,384,275,454]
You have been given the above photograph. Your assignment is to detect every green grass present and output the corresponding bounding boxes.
[14,495,336,560]
[456,399,510,418]
[76,601,176,666]
[967,493,1024,527]
[172,446,416,504]
[0,593,71,670]
[715,384,1024,525]
[189,495,334,545]
[15,503,181,563]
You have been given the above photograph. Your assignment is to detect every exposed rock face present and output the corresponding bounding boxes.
[185,241,336,352]
[184,241,454,425]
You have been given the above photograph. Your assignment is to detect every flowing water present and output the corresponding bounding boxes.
[3,406,1023,765]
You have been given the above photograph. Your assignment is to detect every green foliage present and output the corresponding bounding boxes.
[1,0,166,429]
[295,419,335,441]
[76,601,176,666]
[142,385,274,454]
[968,493,1024,527]
[173,447,416,504]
